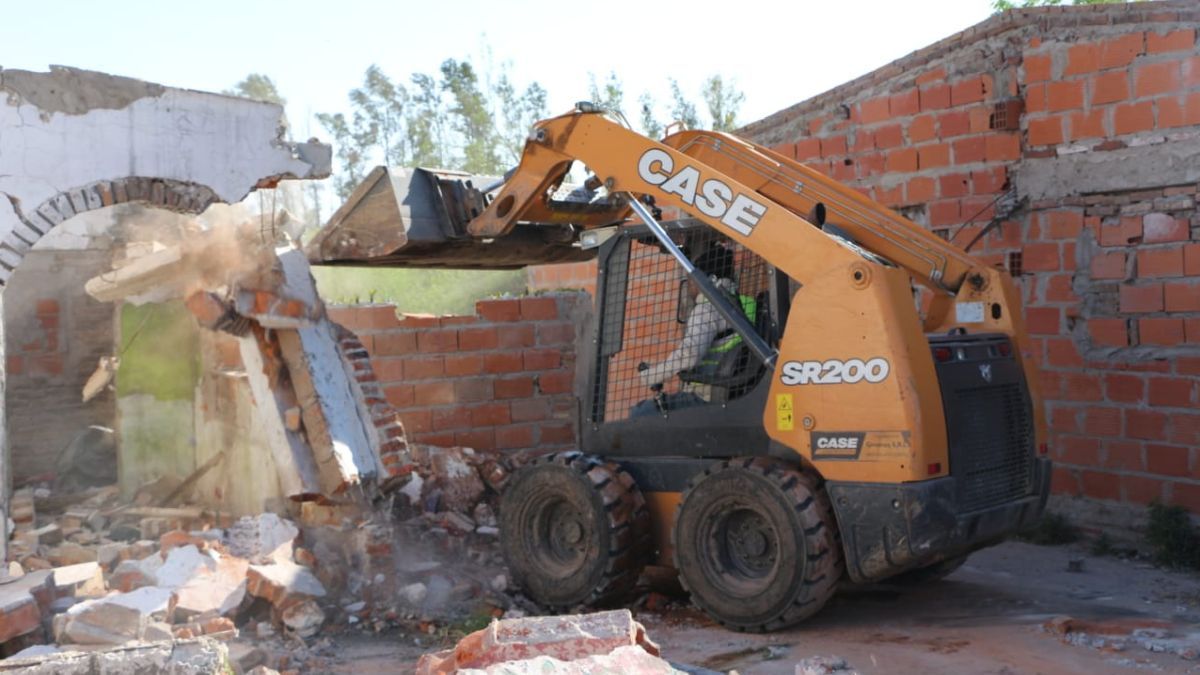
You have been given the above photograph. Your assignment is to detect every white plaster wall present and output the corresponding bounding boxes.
[0,67,330,264]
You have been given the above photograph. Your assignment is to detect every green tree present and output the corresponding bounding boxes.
[350,65,408,166]
[226,73,286,106]
[314,110,376,200]
[638,92,663,139]
[226,74,289,131]
[441,59,502,175]
[407,73,447,169]
[992,0,1137,11]
[588,72,624,112]
[668,79,701,130]
[494,74,548,166]
[702,75,745,132]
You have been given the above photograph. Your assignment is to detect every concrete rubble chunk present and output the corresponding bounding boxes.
[0,570,53,643]
[225,513,299,564]
[111,558,158,593]
[280,599,325,639]
[416,610,664,675]
[153,544,216,590]
[51,561,106,598]
[172,554,249,621]
[246,560,327,608]
[427,447,486,512]
[58,599,148,645]
[111,544,213,593]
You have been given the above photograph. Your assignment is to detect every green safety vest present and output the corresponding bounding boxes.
[693,294,757,377]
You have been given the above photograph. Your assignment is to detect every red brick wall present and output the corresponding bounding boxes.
[328,293,586,454]
[526,261,597,296]
[738,4,1200,514]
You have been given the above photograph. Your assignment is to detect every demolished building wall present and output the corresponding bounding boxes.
[0,65,331,564]
[738,2,1200,528]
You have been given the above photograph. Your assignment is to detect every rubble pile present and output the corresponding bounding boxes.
[0,438,536,670]
[294,444,537,636]
[0,483,368,672]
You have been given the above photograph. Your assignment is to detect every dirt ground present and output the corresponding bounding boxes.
[328,540,1200,674]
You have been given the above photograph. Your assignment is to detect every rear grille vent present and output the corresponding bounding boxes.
[949,383,1034,513]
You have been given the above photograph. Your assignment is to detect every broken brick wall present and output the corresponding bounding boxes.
[329,293,587,454]
[739,2,1200,522]
[4,249,116,482]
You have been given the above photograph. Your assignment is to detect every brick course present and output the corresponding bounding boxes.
[330,293,586,455]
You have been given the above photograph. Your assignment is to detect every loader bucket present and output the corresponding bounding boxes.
[305,166,594,270]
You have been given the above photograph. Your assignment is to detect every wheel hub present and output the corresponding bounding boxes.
[529,497,592,575]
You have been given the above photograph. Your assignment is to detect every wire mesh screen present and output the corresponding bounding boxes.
[592,226,772,423]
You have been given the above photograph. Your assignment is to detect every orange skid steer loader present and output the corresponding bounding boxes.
[308,104,1049,631]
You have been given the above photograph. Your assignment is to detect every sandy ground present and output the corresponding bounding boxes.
[330,540,1200,674]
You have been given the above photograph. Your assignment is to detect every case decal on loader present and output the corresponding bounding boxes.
[780,358,890,386]
[637,149,767,236]
[811,430,912,461]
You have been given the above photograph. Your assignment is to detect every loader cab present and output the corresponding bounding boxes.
[581,221,790,468]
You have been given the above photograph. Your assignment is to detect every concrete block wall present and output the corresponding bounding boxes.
[739,2,1200,517]
[329,293,587,454]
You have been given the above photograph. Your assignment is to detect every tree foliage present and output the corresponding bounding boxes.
[225,73,286,106]
[588,72,624,112]
[316,57,548,198]
[317,58,748,199]
[702,75,746,132]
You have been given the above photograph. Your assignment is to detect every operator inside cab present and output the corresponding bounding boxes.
[631,242,755,417]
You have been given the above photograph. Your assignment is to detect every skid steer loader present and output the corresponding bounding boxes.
[308,105,1050,631]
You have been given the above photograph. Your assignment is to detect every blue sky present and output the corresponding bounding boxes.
[3,0,998,137]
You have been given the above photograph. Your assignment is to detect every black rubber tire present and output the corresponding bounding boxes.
[673,457,842,632]
[499,452,652,610]
[889,554,969,585]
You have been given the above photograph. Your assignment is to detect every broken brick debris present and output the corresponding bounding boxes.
[415,610,675,675]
